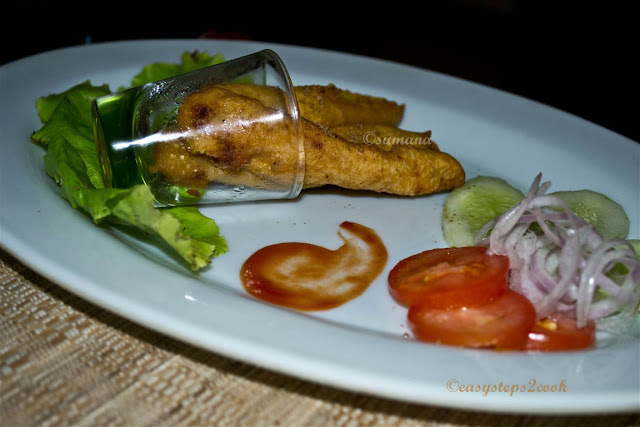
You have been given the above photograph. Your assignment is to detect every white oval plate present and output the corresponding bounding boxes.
[1,40,638,415]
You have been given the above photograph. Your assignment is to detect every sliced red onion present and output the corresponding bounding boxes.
[476,173,640,334]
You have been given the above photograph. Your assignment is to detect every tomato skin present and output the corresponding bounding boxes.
[524,315,596,352]
[407,290,537,350]
[388,246,509,309]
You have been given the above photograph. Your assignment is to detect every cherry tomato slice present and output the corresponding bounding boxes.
[407,289,536,350]
[388,246,509,309]
[524,315,596,352]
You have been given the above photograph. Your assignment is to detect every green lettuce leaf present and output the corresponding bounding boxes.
[32,81,110,193]
[30,52,228,270]
[128,51,226,88]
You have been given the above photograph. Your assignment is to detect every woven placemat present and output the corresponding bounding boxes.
[1,248,638,426]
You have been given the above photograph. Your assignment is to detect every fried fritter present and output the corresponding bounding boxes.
[219,83,405,128]
[302,121,463,194]
[294,84,405,127]
[149,85,465,196]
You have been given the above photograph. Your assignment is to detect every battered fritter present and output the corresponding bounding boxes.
[218,83,405,128]
[149,84,465,196]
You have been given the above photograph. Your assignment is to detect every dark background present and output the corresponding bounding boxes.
[3,1,637,143]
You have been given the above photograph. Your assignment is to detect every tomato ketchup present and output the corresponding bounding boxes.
[241,221,388,311]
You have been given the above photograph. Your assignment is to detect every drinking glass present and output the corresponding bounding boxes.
[92,49,304,206]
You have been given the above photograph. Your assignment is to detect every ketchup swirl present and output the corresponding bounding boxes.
[241,221,388,311]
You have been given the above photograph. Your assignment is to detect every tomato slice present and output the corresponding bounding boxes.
[407,289,536,350]
[388,246,509,309]
[524,315,596,352]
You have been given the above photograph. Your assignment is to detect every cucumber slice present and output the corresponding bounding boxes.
[550,190,630,240]
[442,176,525,247]
[628,239,640,261]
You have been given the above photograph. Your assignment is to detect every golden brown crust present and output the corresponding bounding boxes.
[301,120,464,195]
[219,83,405,128]
[294,84,405,128]
[149,84,464,197]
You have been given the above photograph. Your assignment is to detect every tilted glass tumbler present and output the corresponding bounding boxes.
[92,49,305,206]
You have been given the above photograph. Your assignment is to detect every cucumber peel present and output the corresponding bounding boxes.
[550,190,630,240]
[442,175,634,247]
[442,176,524,247]
[629,239,640,261]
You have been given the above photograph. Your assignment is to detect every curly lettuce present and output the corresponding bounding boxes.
[30,51,228,270]
[128,50,225,88]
